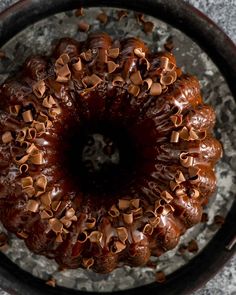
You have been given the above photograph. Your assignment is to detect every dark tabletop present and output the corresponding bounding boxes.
[0,1,235,294]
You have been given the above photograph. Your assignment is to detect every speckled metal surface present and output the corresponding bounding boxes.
[0,1,235,294]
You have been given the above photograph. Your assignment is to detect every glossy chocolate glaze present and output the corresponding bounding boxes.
[0,33,222,273]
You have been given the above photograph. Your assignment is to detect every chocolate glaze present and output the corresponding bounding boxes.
[0,33,222,273]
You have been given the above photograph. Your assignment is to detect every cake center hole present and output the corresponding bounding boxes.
[82,133,120,173]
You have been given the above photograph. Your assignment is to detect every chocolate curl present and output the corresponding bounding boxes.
[112,75,125,87]
[80,50,93,62]
[175,170,186,183]
[42,95,56,109]
[132,207,143,219]
[82,74,102,89]
[108,204,120,217]
[33,80,46,98]
[89,231,103,244]
[29,150,44,165]
[51,201,62,212]
[170,131,179,143]
[143,223,153,235]
[107,48,120,58]
[17,231,29,239]
[35,175,47,196]
[170,180,180,192]
[32,121,46,135]
[26,128,37,140]
[150,82,162,96]
[82,258,94,269]
[175,188,186,196]
[116,227,128,243]
[26,200,40,212]
[149,216,160,227]
[162,204,174,216]
[2,131,13,143]
[55,53,70,68]
[130,199,140,209]
[111,241,126,254]
[118,199,130,210]
[134,47,145,58]
[20,141,31,150]
[154,199,166,211]
[160,71,177,86]
[49,107,61,118]
[190,188,200,198]
[40,209,53,219]
[56,233,63,243]
[26,143,38,155]
[60,217,72,228]
[139,57,150,71]
[78,231,88,243]
[23,186,35,198]
[123,213,133,225]
[179,127,189,140]
[56,64,71,83]
[170,114,183,127]
[40,191,52,207]
[72,57,82,71]
[65,208,76,219]
[107,61,119,73]
[19,163,29,174]
[180,152,194,168]
[49,218,63,234]
[145,206,157,217]
[22,110,34,123]
[189,128,207,141]
[130,71,143,86]
[9,105,21,116]
[37,112,48,123]
[142,78,153,90]
[161,191,173,203]
[160,56,169,69]
[16,128,27,142]
[21,176,33,188]
[85,217,96,229]
[128,84,140,97]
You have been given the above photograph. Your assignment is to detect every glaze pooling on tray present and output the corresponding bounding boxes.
[0,8,235,288]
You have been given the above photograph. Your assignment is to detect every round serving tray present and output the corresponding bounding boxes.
[0,1,235,295]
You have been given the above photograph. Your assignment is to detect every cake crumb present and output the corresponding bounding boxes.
[116,10,128,20]
[97,12,108,24]
[46,277,56,287]
[155,271,166,283]
[75,7,84,17]
[78,21,90,32]
[187,239,199,253]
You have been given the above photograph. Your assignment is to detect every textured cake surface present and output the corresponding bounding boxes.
[0,33,222,273]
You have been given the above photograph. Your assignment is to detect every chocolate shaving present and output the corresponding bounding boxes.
[170,115,183,127]
[111,241,126,254]
[42,95,56,108]
[33,80,46,98]
[162,204,174,215]
[23,186,35,198]
[116,227,128,243]
[55,53,70,68]
[112,75,125,87]
[89,231,103,243]
[26,200,40,212]
[160,57,169,70]
[143,78,153,90]
[130,199,140,209]
[134,48,145,58]
[21,176,33,188]
[96,12,108,24]
[107,61,119,73]
[9,105,21,116]
[78,21,90,32]
[60,217,72,228]
[26,143,38,155]
[175,170,186,183]
[82,258,94,269]
[32,121,46,134]
[29,151,44,165]
[189,188,200,198]
[19,163,29,174]
[40,209,53,219]
[180,153,194,168]
[16,128,27,142]
[161,191,173,203]
[2,131,13,143]
[128,84,140,97]
[56,64,71,83]
[15,154,29,165]
[123,212,133,224]
[27,127,37,140]
[130,71,143,86]
[143,223,153,235]
[80,49,92,62]
[118,199,130,210]
[22,110,33,123]
[72,57,82,71]
[155,271,166,283]
[170,131,179,143]
[149,216,160,227]
[160,72,176,86]
[40,192,52,207]
[107,48,120,59]
[108,204,120,217]
[82,74,102,89]
[150,82,162,96]
[49,218,63,233]
[35,175,47,195]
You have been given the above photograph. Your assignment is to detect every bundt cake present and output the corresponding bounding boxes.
[0,32,222,273]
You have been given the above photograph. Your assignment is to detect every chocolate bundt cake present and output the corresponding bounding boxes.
[0,33,222,273]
